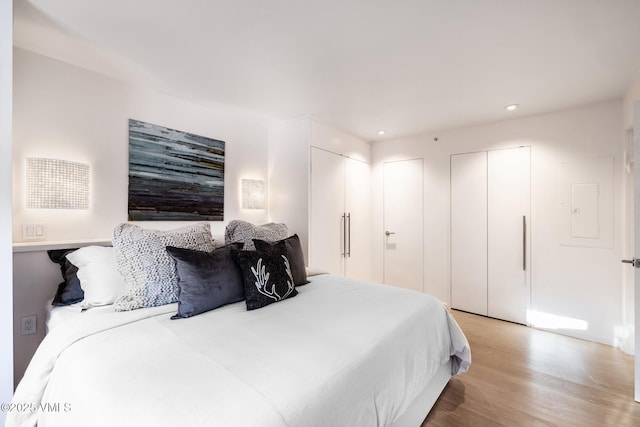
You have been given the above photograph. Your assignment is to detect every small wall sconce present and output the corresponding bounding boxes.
[241,179,266,210]
[26,157,90,210]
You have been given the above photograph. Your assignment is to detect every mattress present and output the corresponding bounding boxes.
[9,274,470,427]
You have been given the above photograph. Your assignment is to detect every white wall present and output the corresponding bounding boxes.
[624,77,640,130]
[1,0,14,420]
[12,47,273,385]
[268,118,311,260]
[13,48,271,243]
[372,101,624,345]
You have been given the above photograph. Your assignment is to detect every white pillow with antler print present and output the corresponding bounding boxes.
[232,242,298,310]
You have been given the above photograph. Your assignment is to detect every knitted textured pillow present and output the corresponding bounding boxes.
[113,222,215,311]
[224,220,289,250]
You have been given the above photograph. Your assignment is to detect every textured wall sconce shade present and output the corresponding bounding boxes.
[26,158,90,209]
[242,179,265,209]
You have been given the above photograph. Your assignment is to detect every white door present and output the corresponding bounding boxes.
[383,159,423,292]
[345,157,371,281]
[310,147,345,275]
[451,152,488,315]
[487,147,531,324]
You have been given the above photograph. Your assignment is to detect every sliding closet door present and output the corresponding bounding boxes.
[310,147,345,275]
[451,152,488,315]
[487,147,531,324]
[345,157,371,281]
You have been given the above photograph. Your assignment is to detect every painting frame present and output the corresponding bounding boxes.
[128,119,225,221]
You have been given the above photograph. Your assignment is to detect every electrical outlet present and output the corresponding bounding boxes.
[21,315,37,335]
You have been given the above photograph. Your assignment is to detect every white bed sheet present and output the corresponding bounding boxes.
[9,274,470,427]
[45,301,118,333]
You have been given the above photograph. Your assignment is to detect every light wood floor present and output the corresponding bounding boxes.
[422,310,640,426]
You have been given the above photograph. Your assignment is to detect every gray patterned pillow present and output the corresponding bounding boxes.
[113,222,215,311]
[224,220,289,250]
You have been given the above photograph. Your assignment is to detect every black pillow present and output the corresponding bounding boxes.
[166,243,245,319]
[233,245,298,311]
[47,249,84,306]
[253,234,308,286]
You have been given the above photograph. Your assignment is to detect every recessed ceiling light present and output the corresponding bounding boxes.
[505,104,519,111]
[377,130,386,135]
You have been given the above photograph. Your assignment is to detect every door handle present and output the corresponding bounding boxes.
[522,216,526,271]
[341,214,346,257]
[346,213,351,258]
[622,258,640,268]
[385,231,395,236]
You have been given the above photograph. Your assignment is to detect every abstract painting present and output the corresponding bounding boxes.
[128,119,225,221]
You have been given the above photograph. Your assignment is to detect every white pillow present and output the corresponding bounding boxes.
[66,246,125,307]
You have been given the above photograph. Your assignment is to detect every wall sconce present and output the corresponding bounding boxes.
[241,179,266,210]
[26,157,90,210]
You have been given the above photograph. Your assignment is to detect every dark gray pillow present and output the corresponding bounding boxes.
[233,245,298,311]
[253,234,308,286]
[167,243,245,319]
[47,248,84,306]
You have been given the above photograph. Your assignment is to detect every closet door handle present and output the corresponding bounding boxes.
[341,214,346,258]
[346,213,351,257]
[522,216,526,271]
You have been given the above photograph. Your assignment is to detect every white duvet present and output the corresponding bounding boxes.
[8,274,470,427]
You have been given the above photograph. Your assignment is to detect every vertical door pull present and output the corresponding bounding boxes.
[341,214,346,257]
[347,213,351,257]
[522,216,526,271]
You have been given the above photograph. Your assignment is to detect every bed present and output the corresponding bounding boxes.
[8,221,470,427]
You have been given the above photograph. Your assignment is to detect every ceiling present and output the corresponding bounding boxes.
[13,0,640,141]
